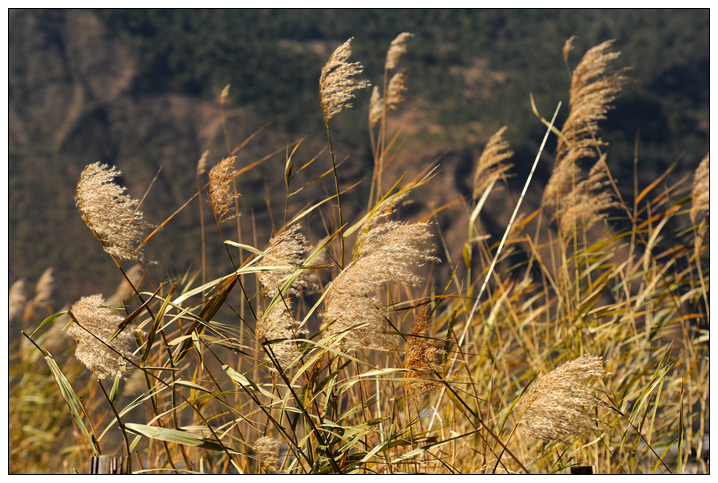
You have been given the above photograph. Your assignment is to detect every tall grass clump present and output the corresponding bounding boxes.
[13,35,708,475]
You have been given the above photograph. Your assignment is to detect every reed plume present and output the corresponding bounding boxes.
[220,84,230,104]
[256,301,304,373]
[515,354,610,442]
[196,150,210,177]
[209,156,240,224]
[405,304,444,399]
[253,436,281,473]
[559,154,619,233]
[255,225,312,371]
[9,279,26,322]
[562,36,575,66]
[257,223,313,298]
[23,267,55,323]
[386,68,410,111]
[690,153,709,225]
[385,32,414,70]
[75,162,156,263]
[472,126,514,202]
[66,294,142,380]
[369,85,383,129]
[33,267,54,308]
[544,39,629,207]
[319,38,371,123]
[320,194,439,351]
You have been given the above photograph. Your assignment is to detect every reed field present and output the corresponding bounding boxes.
[9,34,709,474]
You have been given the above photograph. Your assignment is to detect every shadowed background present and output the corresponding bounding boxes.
[8,8,709,320]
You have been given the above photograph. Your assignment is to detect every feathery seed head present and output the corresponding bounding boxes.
[220,84,230,104]
[558,155,619,233]
[33,267,54,308]
[515,354,610,442]
[66,294,142,380]
[319,38,371,123]
[406,304,444,400]
[22,267,55,323]
[76,162,156,263]
[320,194,440,352]
[385,32,414,70]
[544,40,629,207]
[369,85,383,129]
[209,156,240,224]
[257,224,313,299]
[256,302,304,373]
[691,153,709,225]
[253,436,281,473]
[472,126,514,202]
[9,279,27,322]
[562,35,575,65]
[196,150,210,177]
[386,68,410,111]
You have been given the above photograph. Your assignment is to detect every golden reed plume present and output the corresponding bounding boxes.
[320,194,439,351]
[76,162,156,263]
[472,126,514,202]
[515,354,610,442]
[208,156,240,224]
[405,303,444,399]
[319,38,370,123]
[66,294,143,380]
[544,39,629,231]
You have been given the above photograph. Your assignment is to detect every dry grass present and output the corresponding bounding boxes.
[405,303,444,400]
[11,37,708,475]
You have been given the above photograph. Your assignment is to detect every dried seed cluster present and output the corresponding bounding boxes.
[257,224,313,299]
[691,153,709,225]
[515,354,610,442]
[544,40,629,231]
[320,194,439,352]
[75,162,156,263]
[209,156,240,224]
[405,304,444,399]
[320,38,371,123]
[66,294,142,380]
[472,126,514,202]
[253,436,281,473]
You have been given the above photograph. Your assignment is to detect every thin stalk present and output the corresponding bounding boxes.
[196,175,207,301]
[324,124,344,268]
[95,378,132,465]
[377,65,389,201]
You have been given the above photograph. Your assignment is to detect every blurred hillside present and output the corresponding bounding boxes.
[8,9,709,317]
